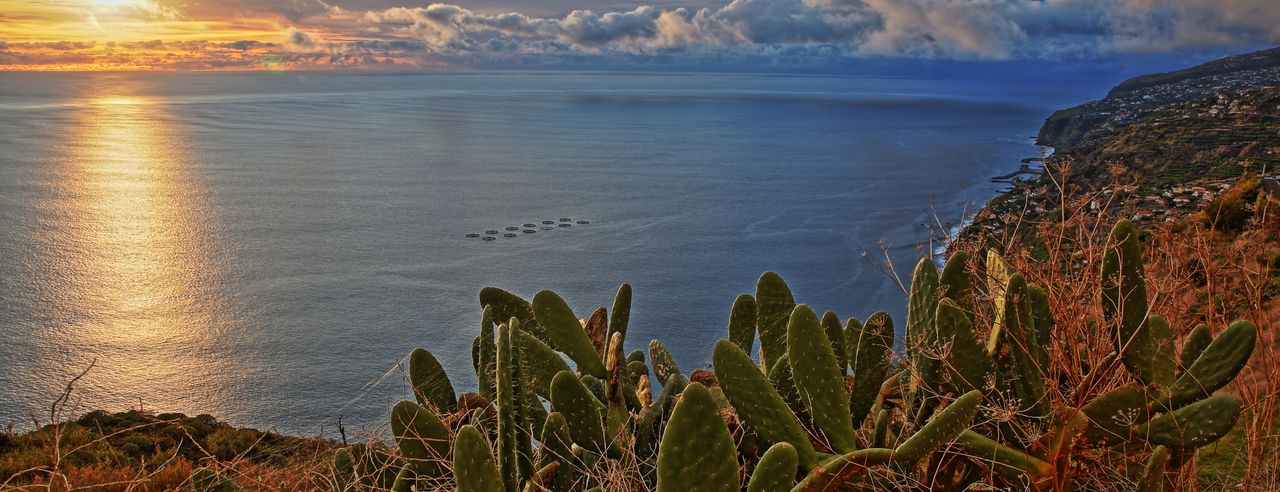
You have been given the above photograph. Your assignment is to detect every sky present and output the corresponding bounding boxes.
[0,0,1278,71]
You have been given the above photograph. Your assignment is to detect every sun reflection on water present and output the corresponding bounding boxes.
[50,87,235,417]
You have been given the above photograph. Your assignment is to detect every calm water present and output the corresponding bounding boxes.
[0,71,1104,434]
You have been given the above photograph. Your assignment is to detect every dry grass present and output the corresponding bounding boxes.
[3,163,1275,490]
[943,157,1280,491]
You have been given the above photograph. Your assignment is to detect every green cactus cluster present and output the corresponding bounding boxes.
[327,220,1255,491]
[930,220,1257,490]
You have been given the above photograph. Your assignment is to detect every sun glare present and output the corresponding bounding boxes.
[92,0,145,9]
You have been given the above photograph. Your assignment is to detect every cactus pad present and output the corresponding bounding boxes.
[532,290,607,377]
[894,390,982,462]
[455,425,504,492]
[656,383,740,492]
[1137,394,1242,449]
[747,442,798,492]
[847,312,893,427]
[1167,320,1256,409]
[787,304,856,452]
[712,339,818,469]
[756,271,796,373]
[550,370,607,453]
[409,348,458,413]
[729,294,758,353]
[390,400,450,478]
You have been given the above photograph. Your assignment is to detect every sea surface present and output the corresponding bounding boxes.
[0,71,1107,434]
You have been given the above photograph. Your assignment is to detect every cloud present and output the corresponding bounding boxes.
[5,0,1280,70]
[283,27,320,52]
[353,0,1280,62]
[4,41,98,51]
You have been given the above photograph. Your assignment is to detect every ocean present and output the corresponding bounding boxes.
[0,70,1106,434]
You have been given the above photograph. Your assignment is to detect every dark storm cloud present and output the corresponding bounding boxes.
[352,0,1280,61]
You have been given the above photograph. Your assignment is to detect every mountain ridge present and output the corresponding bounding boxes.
[1038,46,1280,151]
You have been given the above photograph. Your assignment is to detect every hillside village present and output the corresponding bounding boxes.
[963,79,1280,243]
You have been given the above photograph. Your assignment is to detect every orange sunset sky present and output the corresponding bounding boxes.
[2,0,1278,71]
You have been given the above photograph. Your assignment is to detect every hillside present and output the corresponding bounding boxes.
[961,48,1280,246]
[1039,47,1280,152]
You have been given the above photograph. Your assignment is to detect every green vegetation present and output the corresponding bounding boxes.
[309,220,1255,491]
[0,217,1270,490]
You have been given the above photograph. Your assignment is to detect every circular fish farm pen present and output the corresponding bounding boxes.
[470,218,590,242]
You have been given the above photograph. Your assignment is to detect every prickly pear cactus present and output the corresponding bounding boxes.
[756,271,796,373]
[847,312,893,426]
[409,347,457,413]
[455,425,504,492]
[609,283,632,346]
[481,287,547,344]
[496,323,520,492]
[792,448,894,491]
[1102,220,1161,385]
[820,310,846,372]
[656,383,740,492]
[538,412,576,492]
[475,306,498,400]
[786,304,856,452]
[368,241,1259,492]
[390,400,450,478]
[933,298,994,395]
[939,251,973,314]
[648,339,681,387]
[728,293,758,353]
[515,328,572,400]
[712,339,818,469]
[985,250,1011,355]
[1165,320,1256,409]
[894,390,982,462]
[532,290,606,377]
[1137,394,1242,449]
[549,370,607,454]
[1178,323,1213,374]
[1002,274,1049,420]
[747,442,798,492]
